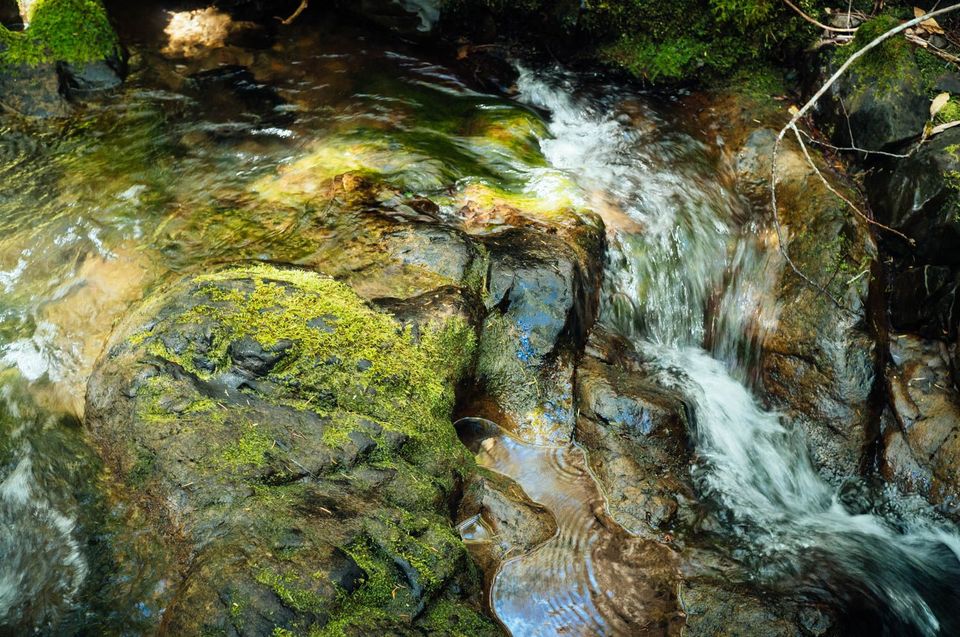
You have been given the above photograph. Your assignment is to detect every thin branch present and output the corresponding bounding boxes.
[906,32,960,64]
[791,125,914,244]
[769,133,846,309]
[794,127,911,158]
[280,0,308,25]
[771,4,960,306]
[782,0,859,33]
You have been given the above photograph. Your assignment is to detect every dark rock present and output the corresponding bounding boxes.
[84,263,498,635]
[866,129,960,339]
[868,128,960,266]
[887,266,960,340]
[0,0,20,28]
[815,56,927,152]
[342,0,443,38]
[227,336,293,376]
[0,63,70,117]
[59,57,125,99]
[881,333,960,520]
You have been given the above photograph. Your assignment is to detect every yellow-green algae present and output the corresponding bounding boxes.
[0,0,119,66]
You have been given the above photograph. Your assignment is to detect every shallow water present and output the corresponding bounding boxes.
[458,417,682,636]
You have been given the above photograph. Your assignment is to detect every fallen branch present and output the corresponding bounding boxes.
[782,0,858,33]
[770,3,960,307]
[905,32,960,64]
[280,0,308,25]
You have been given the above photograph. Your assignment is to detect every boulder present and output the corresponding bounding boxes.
[474,221,604,440]
[867,128,960,339]
[736,127,878,479]
[84,263,499,635]
[881,333,960,520]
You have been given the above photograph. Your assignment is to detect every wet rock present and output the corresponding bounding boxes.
[814,54,927,152]
[866,128,960,339]
[457,467,558,593]
[59,57,125,99]
[681,579,812,637]
[736,128,878,479]
[0,63,70,117]
[474,222,604,438]
[343,0,443,38]
[84,263,497,635]
[881,333,960,520]
[575,329,693,536]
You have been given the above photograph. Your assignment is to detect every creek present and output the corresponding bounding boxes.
[0,8,958,636]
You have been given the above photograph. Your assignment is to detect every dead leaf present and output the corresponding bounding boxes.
[915,7,946,34]
[788,104,800,116]
[931,92,951,119]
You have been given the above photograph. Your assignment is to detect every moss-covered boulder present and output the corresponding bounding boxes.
[85,263,500,636]
[0,0,123,116]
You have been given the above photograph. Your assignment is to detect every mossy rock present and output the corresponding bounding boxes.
[0,0,118,67]
[85,262,499,636]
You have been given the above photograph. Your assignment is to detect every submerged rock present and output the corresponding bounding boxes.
[85,263,498,636]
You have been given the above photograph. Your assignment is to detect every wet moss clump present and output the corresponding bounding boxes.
[0,0,119,66]
[832,14,917,96]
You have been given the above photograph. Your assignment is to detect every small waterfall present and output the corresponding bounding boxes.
[516,67,960,635]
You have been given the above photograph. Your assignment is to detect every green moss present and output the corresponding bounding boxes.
[447,0,835,81]
[418,598,501,637]
[0,0,118,66]
[316,513,493,637]
[833,14,916,96]
[476,313,539,416]
[222,425,274,470]
[255,570,328,615]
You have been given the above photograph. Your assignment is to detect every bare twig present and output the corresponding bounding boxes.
[770,4,960,306]
[783,0,858,32]
[280,0,308,25]
[794,127,911,158]
[791,126,913,243]
[906,32,960,64]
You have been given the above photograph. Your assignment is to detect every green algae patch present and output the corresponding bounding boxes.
[0,0,119,66]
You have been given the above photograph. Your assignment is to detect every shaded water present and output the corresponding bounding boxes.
[0,7,958,636]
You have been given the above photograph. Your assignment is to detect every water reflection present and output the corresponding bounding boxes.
[458,418,683,636]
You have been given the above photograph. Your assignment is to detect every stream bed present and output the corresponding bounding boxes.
[1,6,959,636]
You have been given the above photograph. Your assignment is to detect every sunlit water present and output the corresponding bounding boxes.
[0,10,957,635]
[514,68,960,636]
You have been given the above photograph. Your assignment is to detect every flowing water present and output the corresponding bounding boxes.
[510,68,960,636]
[0,6,958,635]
